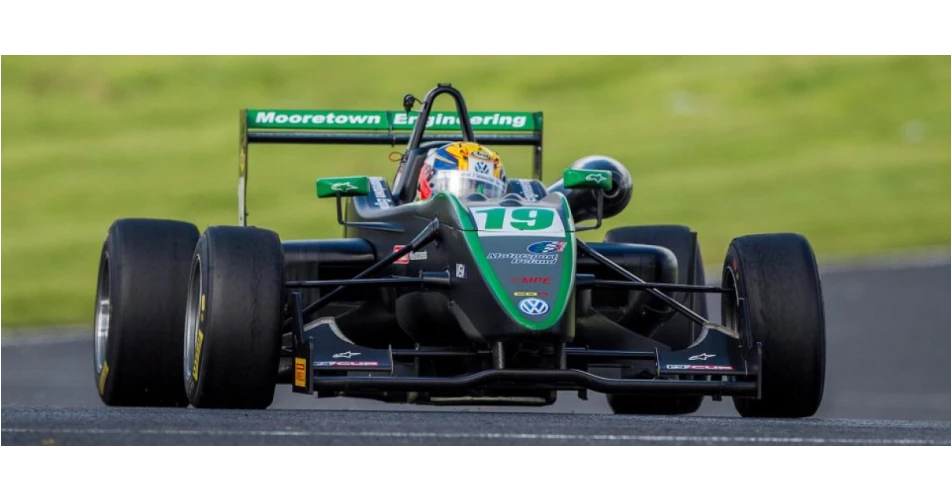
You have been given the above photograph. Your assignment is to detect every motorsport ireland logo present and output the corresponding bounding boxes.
[486,252,557,265]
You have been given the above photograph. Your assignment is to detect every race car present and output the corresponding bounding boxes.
[92,84,826,417]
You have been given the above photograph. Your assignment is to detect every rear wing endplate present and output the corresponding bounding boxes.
[238,109,543,226]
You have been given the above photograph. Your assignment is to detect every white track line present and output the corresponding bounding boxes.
[0,332,88,347]
[1,428,946,445]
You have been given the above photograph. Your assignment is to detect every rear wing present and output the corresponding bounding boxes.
[238,109,543,225]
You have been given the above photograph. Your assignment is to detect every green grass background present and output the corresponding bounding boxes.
[2,56,949,327]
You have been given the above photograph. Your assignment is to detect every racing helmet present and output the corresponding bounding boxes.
[416,142,507,201]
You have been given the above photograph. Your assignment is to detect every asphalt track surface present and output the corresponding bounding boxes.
[3,256,950,445]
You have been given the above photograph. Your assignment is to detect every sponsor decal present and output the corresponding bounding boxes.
[191,328,204,381]
[564,169,613,190]
[370,178,392,208]
[518,298,550,316]
[471,149,492,160]
[518,179,539,201]
[332,351,361,359]
[294,357,307,388]
[487,252,558,265]
[688,353,715,361]
[665,364,734,371]
[585,172,608,183]
[511,277,551,284]
[98,361,110,396]
[253,110,385,127]
[316,176,370,199]
[249,110,534,131]
[455,263,466,279]
[526,241,566,254]
[313,361,381,368]
[331,181,359,193]
[393,245,428,264]
[513,291,549,297]
[472,160,492,175]
[393,112,529,130]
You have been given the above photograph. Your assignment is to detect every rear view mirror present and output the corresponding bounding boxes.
[562,169,613,232]
[562,169,613,191]
[316,176,403,233]
[316,176,371,199]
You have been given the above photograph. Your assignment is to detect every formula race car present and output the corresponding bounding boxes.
[93,84,826,417]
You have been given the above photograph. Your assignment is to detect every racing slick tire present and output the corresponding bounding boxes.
[603,225,706,415]
[184,226,284,409]
[94,218,199,406]
[723,233,826,418]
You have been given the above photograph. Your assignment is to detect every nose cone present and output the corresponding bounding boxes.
[449,195,578,341]
[464,232,576,332]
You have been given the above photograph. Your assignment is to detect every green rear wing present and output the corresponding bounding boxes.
[238,109,543,225]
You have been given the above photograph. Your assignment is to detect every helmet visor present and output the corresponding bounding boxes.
[431,170,506,200]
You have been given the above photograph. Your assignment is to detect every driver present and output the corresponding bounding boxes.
[416,142,507,201]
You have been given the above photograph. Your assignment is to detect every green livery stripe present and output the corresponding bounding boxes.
[247,110,538,132]
[559,195,575,231]
[437,192,476,230]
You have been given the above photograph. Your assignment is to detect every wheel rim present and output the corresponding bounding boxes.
[94,255,110,373]
[183,256,202,384]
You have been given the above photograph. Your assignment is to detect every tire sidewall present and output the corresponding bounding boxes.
[184,237,211,404]
[95,228,134,403]
[183,226,283,409]
[95,241,119,402]
[94,219,198,407]
[723,244,751,347]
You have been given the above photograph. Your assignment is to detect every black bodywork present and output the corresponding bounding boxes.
[243,84,762,406]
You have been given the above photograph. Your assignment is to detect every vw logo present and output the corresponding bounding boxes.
[518,298,550,316]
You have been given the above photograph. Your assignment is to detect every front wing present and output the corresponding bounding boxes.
[288,294,762,400]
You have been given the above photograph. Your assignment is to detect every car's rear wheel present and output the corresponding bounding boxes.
[184,226,284,409]
[723,233,826,418]
[94,218,199,406]
[603,225,707,415]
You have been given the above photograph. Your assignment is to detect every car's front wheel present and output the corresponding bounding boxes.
[723,233,826,418]
[184,226,284,409]
[94,218,199,406]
